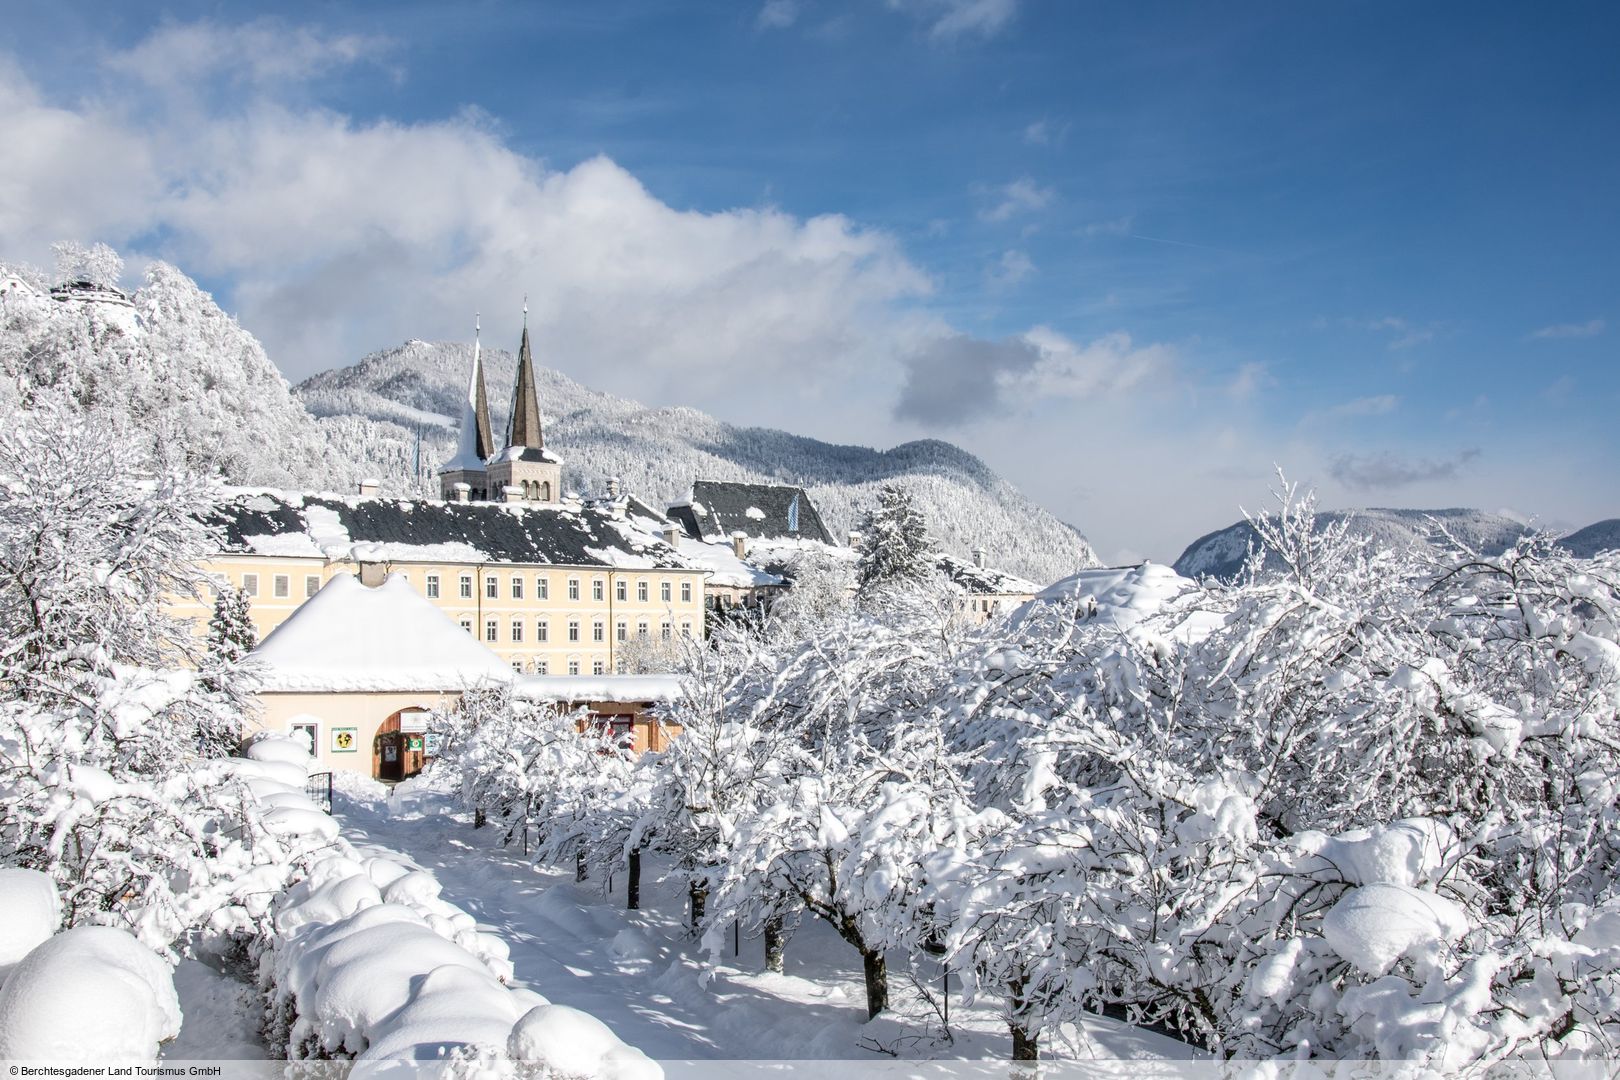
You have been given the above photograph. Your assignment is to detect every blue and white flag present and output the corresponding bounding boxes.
[787,493,800,533]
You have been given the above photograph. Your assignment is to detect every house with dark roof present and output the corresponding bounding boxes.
[667,480,835,547]
[185,485,711,677]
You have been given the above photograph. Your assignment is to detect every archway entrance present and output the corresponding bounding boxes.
[373,707,432,781]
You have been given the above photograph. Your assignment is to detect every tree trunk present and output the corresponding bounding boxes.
[626,849,641,910]
[473,807,486,829]
[688,881,707,931]
[575,851,588,882]
[861,948,888,1020]
[763,915,786,974]
[1008,973,1038,1060]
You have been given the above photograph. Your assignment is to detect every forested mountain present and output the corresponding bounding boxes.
[0,246,1096,585]
[0,248,418,493]
[1173,507,1536,581]
[296,340,1100,585]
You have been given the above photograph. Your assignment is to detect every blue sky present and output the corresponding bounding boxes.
[3,1,1616,562]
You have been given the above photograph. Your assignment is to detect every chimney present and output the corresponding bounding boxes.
[503,484,524,504]
[453,482,471,504]
[731,531,748,559]
[358,477,380,498]
[662,523,681,548]
[848,530,862,550]
[972,546,988,569]
[607,476,622,498]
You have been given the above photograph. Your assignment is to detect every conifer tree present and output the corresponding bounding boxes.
[855,483,935,593]
[207,584,257,666]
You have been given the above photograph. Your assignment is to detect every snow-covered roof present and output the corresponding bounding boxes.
[619,500,783,589]
[668,481,834,546]
[936,551,1039,596]
[207,489,705,572]
[251,573,516,692]
[513,674,684,704]
[1015,562,1211,636]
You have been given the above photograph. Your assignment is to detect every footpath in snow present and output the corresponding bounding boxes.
[333,775,1197,1069]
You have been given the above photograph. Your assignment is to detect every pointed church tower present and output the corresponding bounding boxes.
[438,315,495,501]
[486,299,563,504]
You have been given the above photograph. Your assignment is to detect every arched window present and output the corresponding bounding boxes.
[540,481,551,502]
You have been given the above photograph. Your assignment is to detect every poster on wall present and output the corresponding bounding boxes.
[331,727,358,753]
[423,733,440,757]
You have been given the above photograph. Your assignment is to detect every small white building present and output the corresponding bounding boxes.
[248,572,514,779]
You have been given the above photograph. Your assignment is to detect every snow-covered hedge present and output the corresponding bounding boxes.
[244,737,658,1077]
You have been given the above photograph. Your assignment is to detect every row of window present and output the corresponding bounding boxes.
[457,617,693,644]
[233,570,697,605]
[240,572,321,600]
[507,658,631,676]
[426,573,693,605]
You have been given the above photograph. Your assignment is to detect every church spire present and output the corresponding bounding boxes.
[504,296,544,450]
[442,313,494,472]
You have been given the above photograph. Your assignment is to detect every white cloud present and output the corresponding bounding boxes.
[1081,215,1133,238]
[1023,119,1049,145]
[756,0,801,31]
[103,18,393,91]
[1530,318,1604,340]
[985,248,1035,288]
[0,36,934,418]
[979,176,1053,222]
[887,0,1019,40]
[1226,361,1269,401]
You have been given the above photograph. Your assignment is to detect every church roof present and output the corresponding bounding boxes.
[441,322,494,472]
[668,481,834,546]
[251,573,515,692]
[504,322,545,451]
[206,489,704,571]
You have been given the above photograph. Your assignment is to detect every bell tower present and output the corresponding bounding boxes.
[485,299,563,504]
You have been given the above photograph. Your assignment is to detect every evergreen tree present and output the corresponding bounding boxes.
[854,483,935,593]
[206,584,257,666]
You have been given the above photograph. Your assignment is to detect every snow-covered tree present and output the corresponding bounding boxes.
[855,484,936,594]
[51,241,123,288]
[0,395,264,944]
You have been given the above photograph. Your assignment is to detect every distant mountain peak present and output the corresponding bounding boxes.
[295,339,1099,585]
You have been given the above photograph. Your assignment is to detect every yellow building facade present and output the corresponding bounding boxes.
[180,551,706,675]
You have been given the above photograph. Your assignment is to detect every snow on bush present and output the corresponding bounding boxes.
[0,868,60,984]
[0,925,181,1061]
[463,474,1620,1067]
[246,736,658,1073]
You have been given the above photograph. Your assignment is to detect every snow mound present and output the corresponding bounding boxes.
[243,733,316,767]
[0,925,180,1061]
[507,1003,660,1080]
[1297,819,1455,888]
[1322,883,1469,976]
[0,869,60,984]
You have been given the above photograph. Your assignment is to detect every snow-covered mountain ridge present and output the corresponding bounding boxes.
[1174,506,1615,581]
[296,339,1100,586]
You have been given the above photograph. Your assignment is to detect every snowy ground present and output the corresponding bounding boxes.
[331,775,1199,1068]
[163,959,268,1060]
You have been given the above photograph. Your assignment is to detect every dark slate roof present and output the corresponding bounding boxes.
[205,490,695,570]
[671,481,834,546]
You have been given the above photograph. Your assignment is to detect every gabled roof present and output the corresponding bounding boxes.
[936,552,1039,596]
[205,489,703,571]
[252,574,515,692]
[670,481,834,546]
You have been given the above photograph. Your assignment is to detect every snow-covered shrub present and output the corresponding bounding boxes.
[0,924,181,1061]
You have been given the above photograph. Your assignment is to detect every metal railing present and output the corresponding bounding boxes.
[305,771,334,813]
